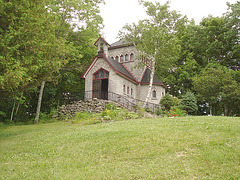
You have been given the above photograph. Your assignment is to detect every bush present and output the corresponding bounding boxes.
[105,103,117,110]
[160,93,179,111]
[73,111,101,125]
[179,91,198,115]
[102,108,139,121]
[155,108,168,117]
[168,106,186,117]
[136,102,145,117]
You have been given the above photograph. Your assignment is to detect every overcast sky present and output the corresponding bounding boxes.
[100,0,238,44]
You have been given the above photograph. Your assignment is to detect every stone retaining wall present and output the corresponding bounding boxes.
[57,98,124,117]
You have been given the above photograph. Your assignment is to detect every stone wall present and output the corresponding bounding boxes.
[57,98,123,117]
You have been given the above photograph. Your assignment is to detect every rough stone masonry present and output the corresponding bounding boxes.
[57,98,123,118]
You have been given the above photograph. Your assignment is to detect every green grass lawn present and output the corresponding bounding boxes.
[1,116,240,179]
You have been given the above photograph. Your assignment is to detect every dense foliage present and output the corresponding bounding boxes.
[179,91,198,115]
[161,1,240,116]
[0,0,239,123]
[119,1,187,104]
[0,0,103,123]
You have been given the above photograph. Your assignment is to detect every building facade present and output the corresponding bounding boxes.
[81,37,167,104]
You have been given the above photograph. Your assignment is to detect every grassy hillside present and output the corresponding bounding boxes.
[1,116,240,179]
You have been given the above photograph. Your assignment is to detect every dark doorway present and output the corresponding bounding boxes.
[101,79,108,100]
[92,69,109,100]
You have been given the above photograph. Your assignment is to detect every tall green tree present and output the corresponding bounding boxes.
[193,63,240,116]
[0,0,104,122]
[0,0,67,122]
[120,0,186,105]
[223,1,240,70]
[0,0,66,93]
[34,0,104,123]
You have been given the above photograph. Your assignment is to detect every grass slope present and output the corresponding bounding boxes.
[0,116,240,179]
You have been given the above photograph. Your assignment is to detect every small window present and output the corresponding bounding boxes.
[120,55,124,62]
[127,87,129,94]
[115,56,119,61]
[130,53,134,61]
[152,90,156,98]
[123,85,125,93]
[131,88,133,96]
[125,54,129,61]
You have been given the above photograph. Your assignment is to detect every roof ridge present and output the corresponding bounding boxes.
[122,63,139,83]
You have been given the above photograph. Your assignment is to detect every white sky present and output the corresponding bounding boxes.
[100,0,238,44]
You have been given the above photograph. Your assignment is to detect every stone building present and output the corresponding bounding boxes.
[81,37,167,105]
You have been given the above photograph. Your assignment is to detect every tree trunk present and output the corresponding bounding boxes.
[14,101,20,119]
[209,103,212,116]
[10,100,15,121]
[35,80,45,124]
[143,58,156,108]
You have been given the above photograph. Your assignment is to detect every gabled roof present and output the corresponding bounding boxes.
[81,53,138,84]
[140,68,168,88]
[106,56,138,83]
[94,37,110,47]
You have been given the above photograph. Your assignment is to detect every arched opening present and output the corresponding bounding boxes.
[152,90,156,98]
[93,69,109,100]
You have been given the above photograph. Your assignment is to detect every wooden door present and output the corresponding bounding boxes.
[92,80,101,99]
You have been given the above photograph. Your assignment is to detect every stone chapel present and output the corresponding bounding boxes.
[81,37,167,105]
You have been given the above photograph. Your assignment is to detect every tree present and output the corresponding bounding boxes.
[223,1,240,70]
[34,0,103,123]
[193,63,239,116]
[0,0,67,122]
[166,1,239,99]
[0,0,104,123]
[119,0,186,106]
[0,0,66,92]
[179,91,198,115]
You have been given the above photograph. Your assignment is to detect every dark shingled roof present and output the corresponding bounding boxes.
[141,68,164,84]
[106,56,137,83]
[109,39,133,49]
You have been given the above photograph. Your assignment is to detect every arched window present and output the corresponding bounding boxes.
[115,56,119,62]
[130,53,134,61]
[152,90,156,98]
[123,85,125,93]
[127,87,129,94]
[94,69,109,80]
[125,54,129,61]
[120,55,124,62]
[131,88,133,96]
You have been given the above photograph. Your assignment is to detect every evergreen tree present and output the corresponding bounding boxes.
[179,91,198,115]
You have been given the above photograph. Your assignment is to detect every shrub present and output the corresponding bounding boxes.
[160,93,179,111]
[0,111,6,117]
[73,111,101,125]
[102,109,116,120]
[136,102,145,117]
[155,108,168,117]
[168,106,186,117]
[105,103,117,110]
[179,91,198,115]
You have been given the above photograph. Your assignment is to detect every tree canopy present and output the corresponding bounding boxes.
[0,0,103,122]
[119,0,187,104]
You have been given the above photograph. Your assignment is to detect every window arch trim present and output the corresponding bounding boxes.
[93,68,109,80]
